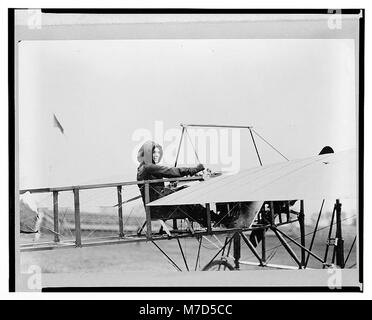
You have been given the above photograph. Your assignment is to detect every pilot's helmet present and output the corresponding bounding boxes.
[137,140,163,164]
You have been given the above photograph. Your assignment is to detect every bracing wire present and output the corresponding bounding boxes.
[251,128,290,161]
[185,128,201,164]
[265,217,296,263]
[244,215,356,265]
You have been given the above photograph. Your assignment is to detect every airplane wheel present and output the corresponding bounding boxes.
[202,259,235,271]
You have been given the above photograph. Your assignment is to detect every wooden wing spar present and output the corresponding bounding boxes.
[148,149,357,206]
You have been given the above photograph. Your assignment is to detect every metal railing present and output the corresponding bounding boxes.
[20,176,205,246]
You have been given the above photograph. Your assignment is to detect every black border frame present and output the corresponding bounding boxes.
[8,8,365,293]
[9,8,15,293]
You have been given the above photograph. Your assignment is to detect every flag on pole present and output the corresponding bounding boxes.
[53,113,64,134]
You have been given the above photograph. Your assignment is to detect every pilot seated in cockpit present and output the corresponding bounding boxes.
[136,140,218,226]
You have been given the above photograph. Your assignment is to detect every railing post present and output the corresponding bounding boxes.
[53,191,60,243]
[299,200,306,267]
[172,219,178,230]
[117,186,124,238]
[144,183,152,240]
[206,203,212,234]
[73,188,82,247]
[323,203,337,267]
[335,199,345,268]
[261,227,266,264]
[233,233,241,269]
[270,201,275,225]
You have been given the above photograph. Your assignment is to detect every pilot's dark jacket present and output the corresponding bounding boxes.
[136,141,207,221]
[137,141,203,203]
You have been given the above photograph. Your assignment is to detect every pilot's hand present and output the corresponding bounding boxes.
[202,168,212,181]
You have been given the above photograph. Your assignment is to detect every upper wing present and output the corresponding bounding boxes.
[148,149,357,206]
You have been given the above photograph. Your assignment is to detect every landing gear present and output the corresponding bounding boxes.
[202,259,235,271]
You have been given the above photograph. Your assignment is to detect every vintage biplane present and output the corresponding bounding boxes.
[19,124,357,272]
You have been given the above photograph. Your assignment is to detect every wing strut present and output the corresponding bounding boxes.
[248,127,263,166]
[176,124,290,169]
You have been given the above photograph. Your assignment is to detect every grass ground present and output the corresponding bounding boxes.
[20,224,357,274]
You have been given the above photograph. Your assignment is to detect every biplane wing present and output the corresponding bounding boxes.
[148,149,357,207]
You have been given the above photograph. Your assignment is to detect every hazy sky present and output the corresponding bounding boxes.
[19,39,356,192]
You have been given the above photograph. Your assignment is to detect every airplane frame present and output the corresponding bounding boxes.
[18,124,353,271]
